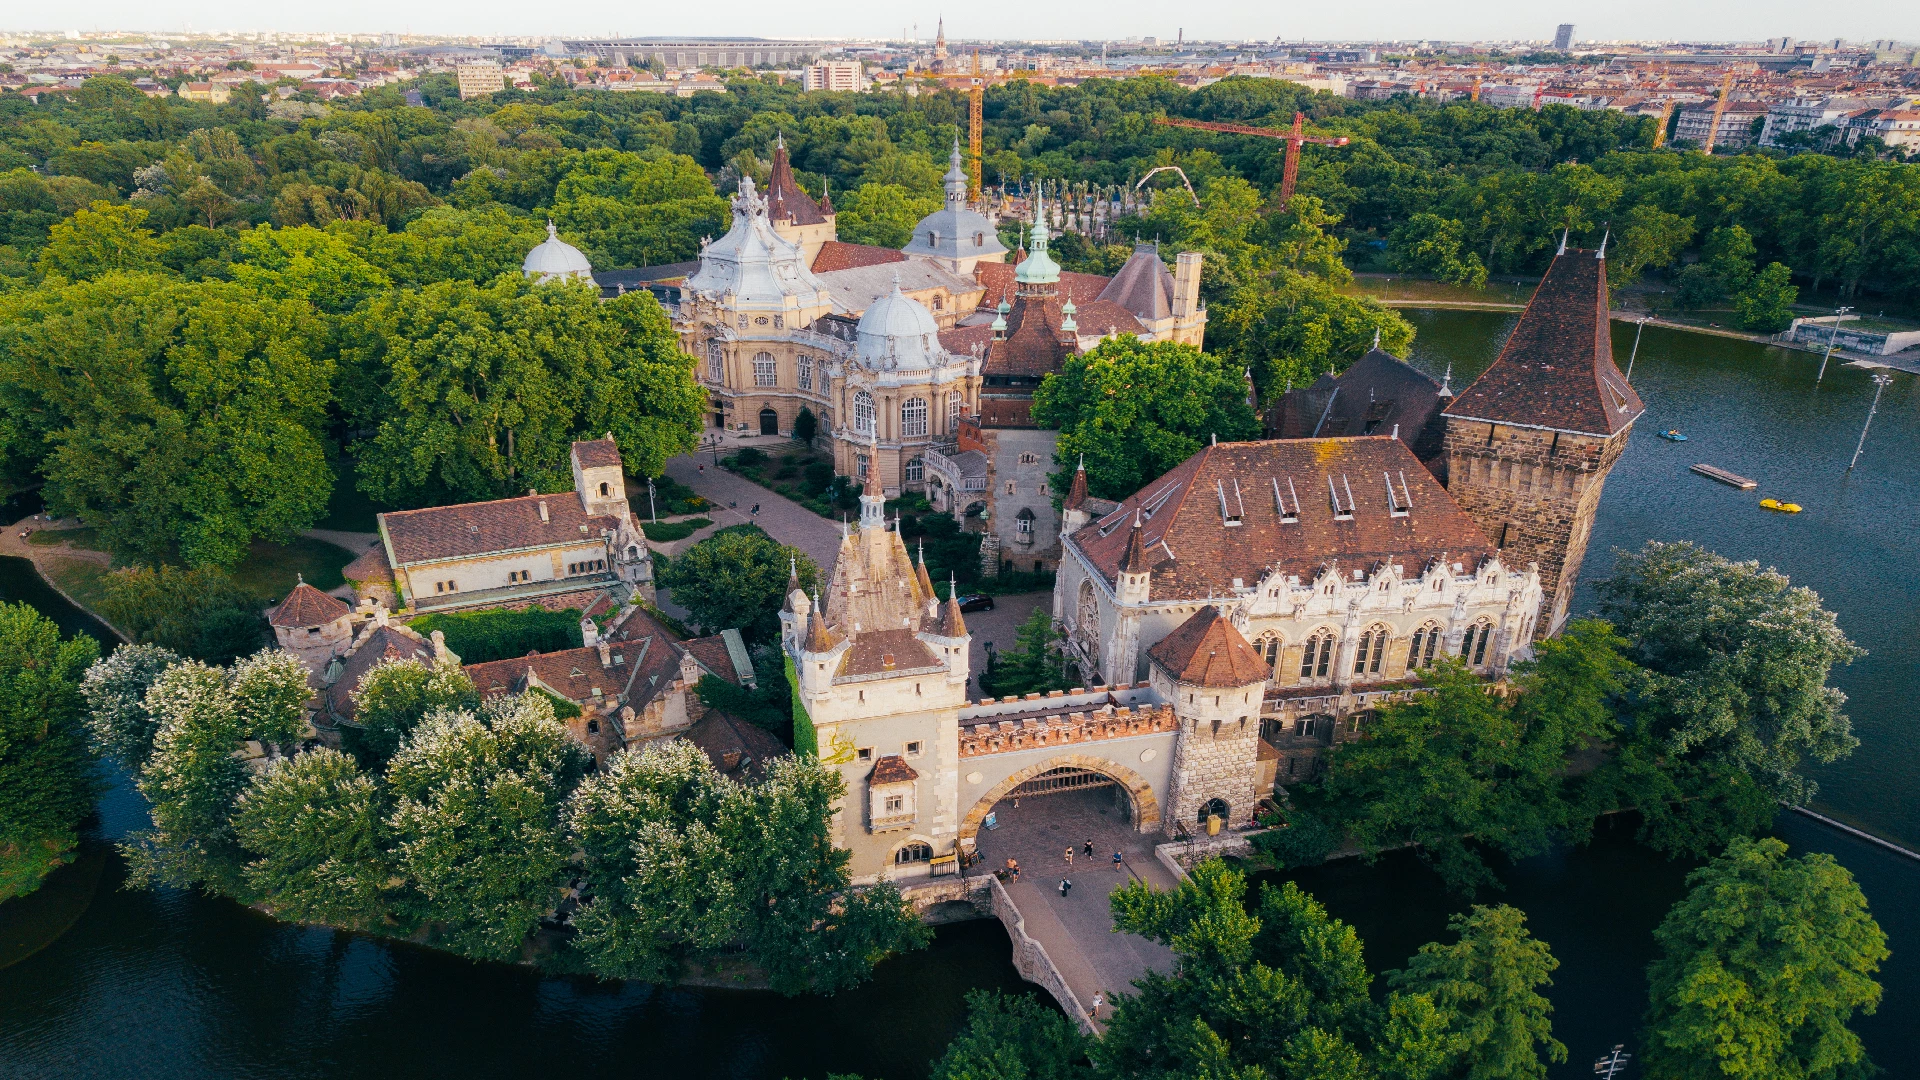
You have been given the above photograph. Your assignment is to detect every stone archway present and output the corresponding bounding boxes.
[959,753,1162,846]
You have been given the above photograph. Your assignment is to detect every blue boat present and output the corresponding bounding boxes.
[1659,430,1688,442]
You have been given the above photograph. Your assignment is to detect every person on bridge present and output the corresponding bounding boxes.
[1112,851,1124,873]
[1089,992,1104,1020]
[1005,857,1020,882]
[1084,839,1095,858]
[1058,878,1072,897]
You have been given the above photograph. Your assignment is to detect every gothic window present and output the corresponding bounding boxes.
[706,341,723,381]
[902,397,928,438]
[1019,452,1039,464]
[798,354,813,391]
[1472,621,1493,665]
[753,352,777,387]
[1408,624,1442,670]
[1353,625,1388,676]
[947,395,962,429]
[1300,632,1334,680]
[1198,798,1230,824]
[895,842,933,864]
[853,390,874,435]
[905,456,924,483]
[1077,579,1099,642]
[1259,635,1282,676]
[1015,507,1035,536]
[1462,621,1494,666]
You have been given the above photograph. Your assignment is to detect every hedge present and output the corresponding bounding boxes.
[409,606,584,664]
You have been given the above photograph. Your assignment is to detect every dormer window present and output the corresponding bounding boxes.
[1272,476,1300,523]
[974,232,986,246]
[599,482,610,497]
[1216,478,1245,526]
[1385,471,1413,517]
[1327,474,1355,521]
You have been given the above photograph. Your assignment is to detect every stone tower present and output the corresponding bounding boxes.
[1148,606,1270,833]
[1440,242,1643,638]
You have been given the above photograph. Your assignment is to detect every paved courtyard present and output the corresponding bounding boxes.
[969,786,1181,1025]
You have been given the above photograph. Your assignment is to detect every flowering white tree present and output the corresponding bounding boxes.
[80,643,181,771]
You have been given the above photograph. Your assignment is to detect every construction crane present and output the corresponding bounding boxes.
[1650,99,1677,148]
[1153,112,1349,210]
[1471,74,1482,102]
[969,49,983,202]
[1703,70,1735,153]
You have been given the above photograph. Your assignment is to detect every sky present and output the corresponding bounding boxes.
[12,0,1919,45]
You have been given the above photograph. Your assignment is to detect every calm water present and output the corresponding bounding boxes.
[4,314,1919,1078]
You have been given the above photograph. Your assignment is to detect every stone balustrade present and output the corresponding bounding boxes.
[958,701,1178,758]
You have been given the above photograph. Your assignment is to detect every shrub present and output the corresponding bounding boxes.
[640,516,711,542]
[731,446,767,468]
[97,564,268,664]
[802,461,833,493]
[408,606,583,664]
[1250,807,1341,868]
[792,407,817,442]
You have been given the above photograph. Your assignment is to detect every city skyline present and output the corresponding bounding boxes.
[6,0,1917,46]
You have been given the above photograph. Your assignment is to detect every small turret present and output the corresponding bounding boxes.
[1061,455,1092,535]
[1116,509,1153,605]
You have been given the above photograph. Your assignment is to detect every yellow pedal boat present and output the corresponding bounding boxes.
[1759,499,1803,513]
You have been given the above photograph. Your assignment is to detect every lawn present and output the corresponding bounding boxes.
[40,556,113,617]
[28,528,356,604]
[641,516,713,542]
[27,527,104,549]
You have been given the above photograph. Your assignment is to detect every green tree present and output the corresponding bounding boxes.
[1608,204,1694,289]
[123,660,251,892]
[231,747,393,929]
[1732,261,1798,332]
[1389,213,1489,287]
[1031,337,1260,502]
[1643,837,1887,1080]
[1674,226,1757,310]
[80,642,181,771]
[0,603,102,899]
[658,527,819,643]
[835,182,941,248]
[346,657,480,766]
[1385,905,1567,1080]
[35,201,162,280]
[979,607,1071,699]
[929,989,1094,1080]
[226,648,314,752]
[347,278,703,505]
[1206,271,1414,403]
[96,565,268,663]
[548,147,728,266]
[1596,541,1861,804]
[1264,195,1352,282]
[385,694,590,960]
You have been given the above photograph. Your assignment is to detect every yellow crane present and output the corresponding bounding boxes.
[969,50,983,202]
[1650,99,1677,148]
[1702,70,1735,153]
[1471,74,1482,102]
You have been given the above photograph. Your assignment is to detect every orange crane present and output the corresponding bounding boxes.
[969,50,983,202]
[1650,99,1677,148]
[1153,112,1349,210]
[1471,74,1482,102]
[1703,70,1735,153]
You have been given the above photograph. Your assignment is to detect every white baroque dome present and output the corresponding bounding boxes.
[523,221,594,282]
[855,281,942,371]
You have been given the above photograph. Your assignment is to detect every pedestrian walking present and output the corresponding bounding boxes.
[751,503,760,515]
[1065,846,1074,867]
[1058,878,1072,897]
[1005,857,1020,882]
[1112,850,1124,873]
[1089,992,1104,1019]
[1083,839,1095,858]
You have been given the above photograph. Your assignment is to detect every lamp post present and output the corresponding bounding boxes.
[647,477,657,522]
[1816,305,1853,384]
[1848,373,1894,471]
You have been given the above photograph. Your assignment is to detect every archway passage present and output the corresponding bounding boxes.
[759,407,779,436]
[959,754,1162,849]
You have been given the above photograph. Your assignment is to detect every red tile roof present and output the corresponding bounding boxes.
[985,292,1072,378]
[381,494,623,565]
[342,545,393,586]
[1442,248,1644,437]
[839,628,940,678]
[1146,606,1270,687]
[686,709,789,783]
[571,437,622,470]
[869,754,919,784]
[268,581,350,628]
[1069,437,1497,601]
[766,141,829,227]
[975,263,1111,305]
[811,241,907,274]
[684,634,741,684]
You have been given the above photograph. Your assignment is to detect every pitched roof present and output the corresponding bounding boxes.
[381,494,623,565]
[571,437,622,470]
[327,624,434,722]
[869,754,919,784]
[1097,245,1176,321]
[975,262,1110,305]
[765,140,829,226]
[465,605,689,712]
[1442,248,1644,437]
[811,241,907,274]
[840,628,941,678]
[685,632,745,685]
[984,292,1072,378]
[342,544,393,587]
[1069,438,1498,601]
[268,580,350,628]
[815,260,981,315]
[1064,461,1089,510]
[1146,606,1270,687]
[1269,348,1448,462]
[686,709,789,783]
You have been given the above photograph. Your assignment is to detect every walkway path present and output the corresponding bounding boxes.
[661,453,843,579]
[971,787,1180,1026]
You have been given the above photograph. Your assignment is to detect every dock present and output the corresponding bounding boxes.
[1690,464,1758,489]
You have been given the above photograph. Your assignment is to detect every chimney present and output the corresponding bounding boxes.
[597,639,611,667]
[538,500,550,523]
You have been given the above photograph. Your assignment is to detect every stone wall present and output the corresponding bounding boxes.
[987,873,1099,1035]
[1164,713,1263,834]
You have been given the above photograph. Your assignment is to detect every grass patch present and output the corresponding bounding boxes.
[26,527,103,549]
[642,472,711,516]
[226,537,355,602]
[409,605,584,664]
[40,556,113,615]
[719,443,847,519]
[641,516,712,542]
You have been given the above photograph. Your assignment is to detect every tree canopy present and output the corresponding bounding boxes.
[0,602,101,899]
[658,525,820,643]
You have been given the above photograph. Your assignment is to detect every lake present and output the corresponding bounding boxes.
[3,310,1917,1078]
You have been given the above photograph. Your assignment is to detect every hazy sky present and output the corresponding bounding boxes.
[19,0,1919,45]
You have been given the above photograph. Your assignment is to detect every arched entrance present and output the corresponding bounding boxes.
[959,754,1162,848]
[759,407,779,436]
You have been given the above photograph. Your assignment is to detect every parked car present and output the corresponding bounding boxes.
[957,594,995,613]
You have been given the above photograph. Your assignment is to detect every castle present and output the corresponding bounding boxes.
[780,242,1640,885]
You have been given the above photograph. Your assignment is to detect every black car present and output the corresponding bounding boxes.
[957,594,995,613]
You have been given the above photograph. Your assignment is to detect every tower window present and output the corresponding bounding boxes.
[599,482,610,497]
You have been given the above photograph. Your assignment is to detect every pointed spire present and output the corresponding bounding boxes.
[1064,454,1089,510]
[1438,359,1454,398]
[1372,327,1382,350]
[915,539,935,600]
[806,590,841,652]
[1596,227,1610,260]
[939,572,968,637]
[1119,508,1152,573]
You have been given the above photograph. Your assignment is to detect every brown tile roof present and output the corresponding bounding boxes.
[806,604,842,652]
[327,624,433,723]
[684,634,740,684]
[839,628,940,678]
[1064,460,1089,510]
[1268,348,1448,463]
[984,292,1072,378]
[766,141,829,227]
[869,754,919,784]
[1442,248,1644,437]
[1069,437,1497,601]
[811,241,907,274]
[1147,606,1270,687]
[975,263,1111,306]
[939,322,995,357]
[686,709,789,783]
[571,437,622,470]
[342,545,393,586]
[1072,298,1148,338]
[381,494,622,565]
[268,580,350,628]
[978,396,1038,427]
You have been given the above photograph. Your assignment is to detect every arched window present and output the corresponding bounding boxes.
[902,397,928,438]
[932,294,944,311]
[1015,507,1035,536]
[974,231,986,247]
[947,395,962,429]
[1198,798,1230,824]
[1077,579,1099,642]
[1353,625,1388,676]
[1461,621,1494,666]
[706,341,723,381]
[598,482,609,497]
[905,456,924,483]
[1408,624,1443,670]
[853,390,874,435]
[1300,632,1334,680]
[1259,635,1281,675]
[797,354,813,391]
[895,842,933,864]
[753,352,777,387]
